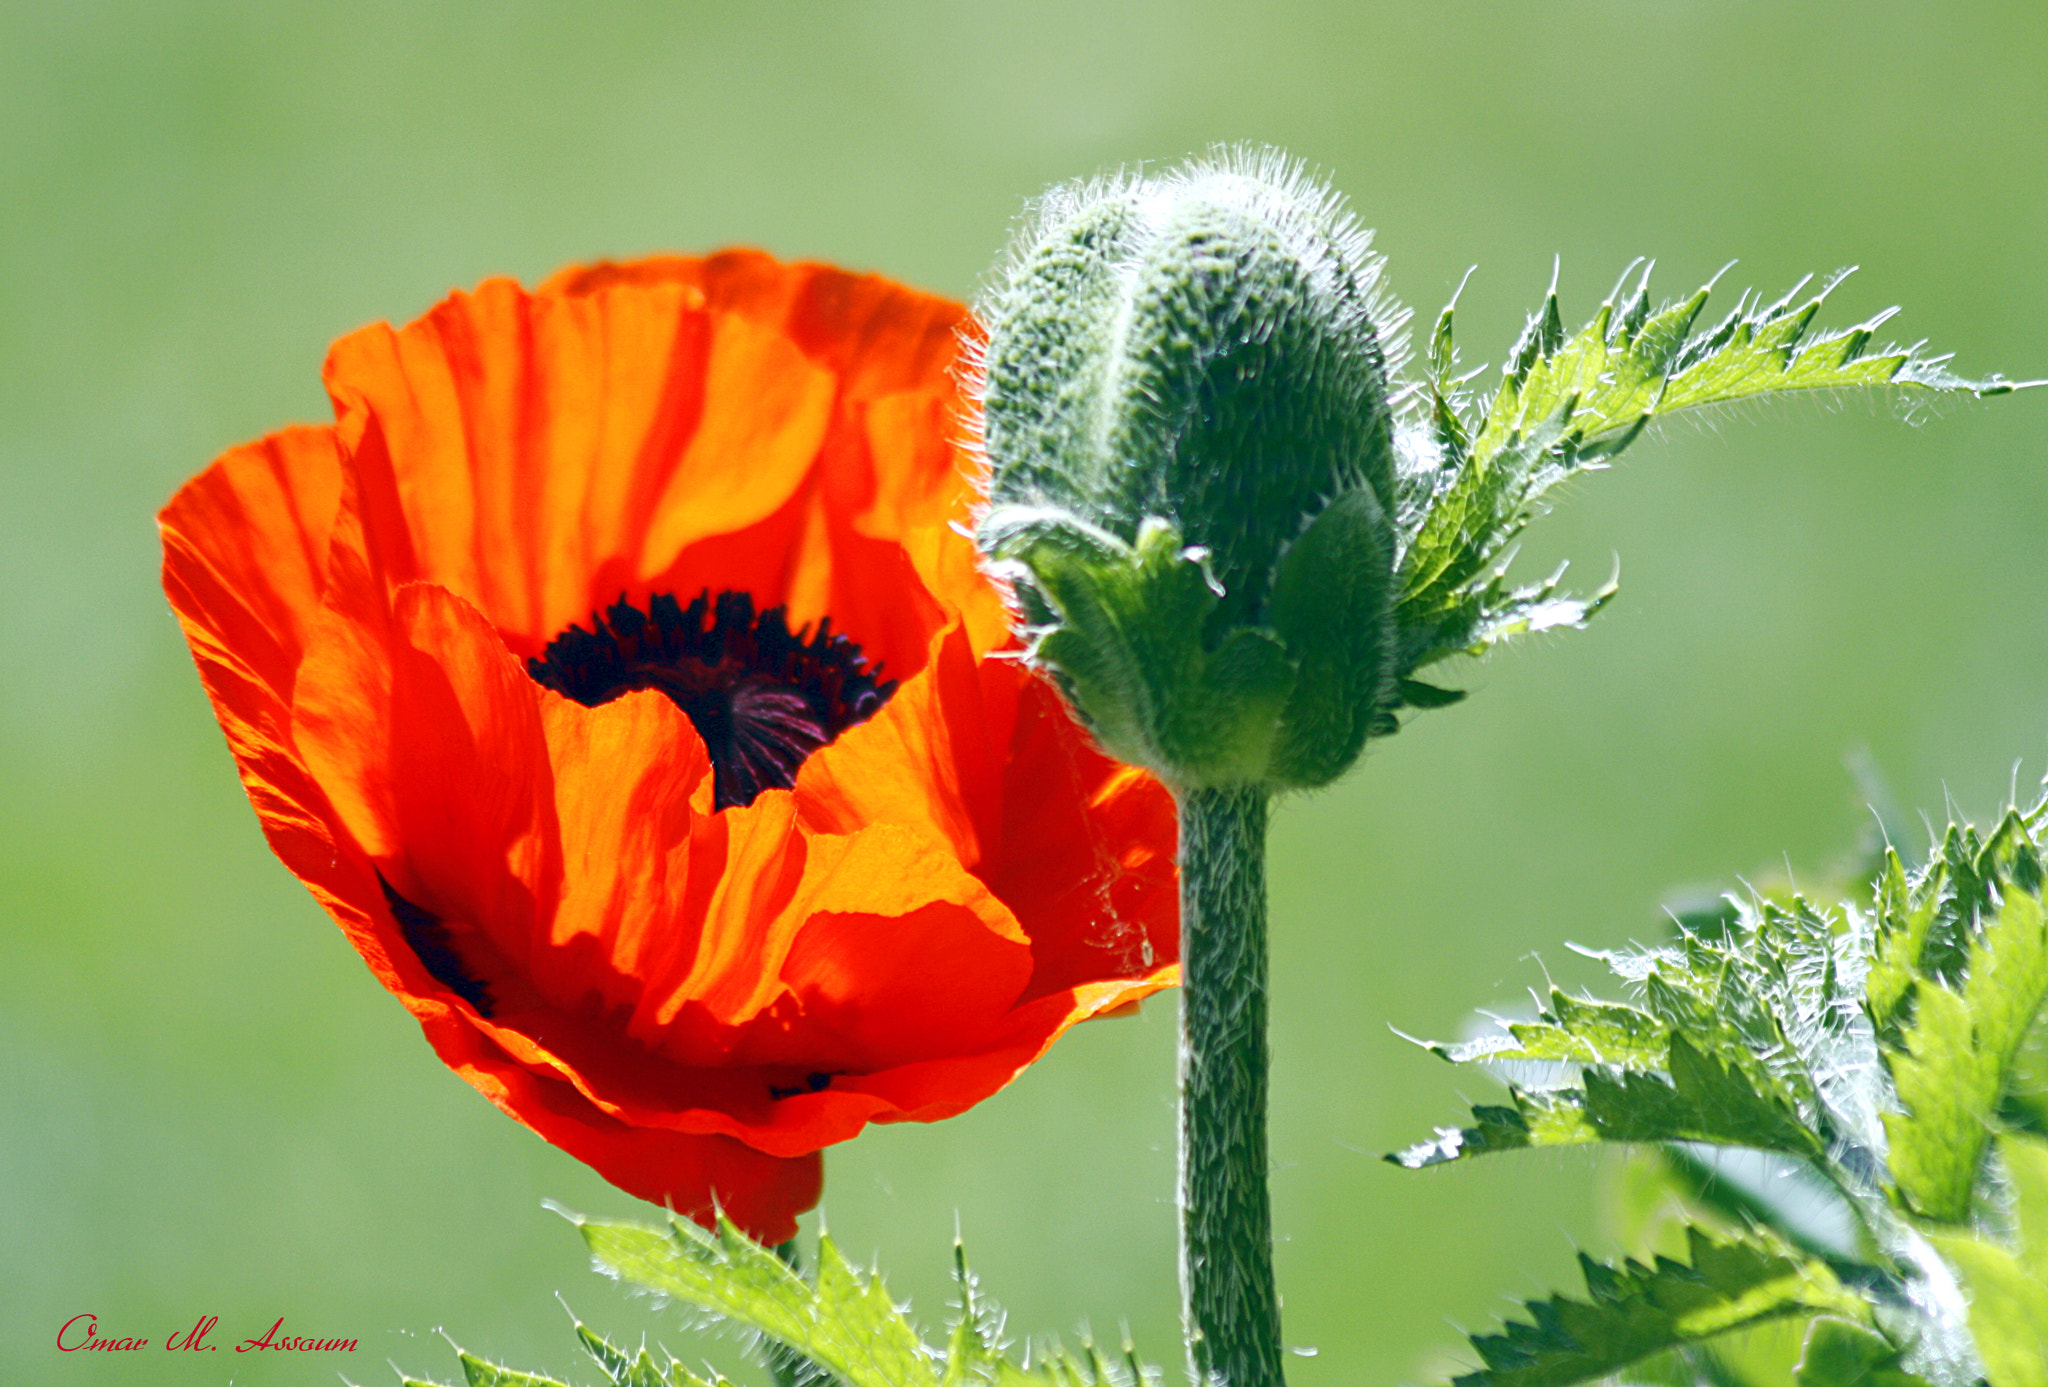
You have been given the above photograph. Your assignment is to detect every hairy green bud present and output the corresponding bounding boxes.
[973,149,1401,791]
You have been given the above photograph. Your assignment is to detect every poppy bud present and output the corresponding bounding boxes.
[974,149,1401,790]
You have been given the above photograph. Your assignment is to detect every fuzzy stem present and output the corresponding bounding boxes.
[1176,783,1283,1387]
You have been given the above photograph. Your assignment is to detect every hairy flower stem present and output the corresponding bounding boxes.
[1177,783,1283,1387]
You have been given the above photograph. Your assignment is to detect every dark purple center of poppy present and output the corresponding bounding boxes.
[525,589,897,811]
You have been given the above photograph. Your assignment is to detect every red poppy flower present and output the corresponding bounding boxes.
[160,251,1179,1242]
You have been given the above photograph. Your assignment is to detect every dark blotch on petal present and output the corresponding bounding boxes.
[767,1071,837,1101]
[379,871,495,1017]
[526,589,897,810]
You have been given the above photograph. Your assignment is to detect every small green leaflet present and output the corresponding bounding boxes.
[1869,802,2048,1222]
[1793,1318,1932,1387]
[1448,1225,1867,1387]
[1887,889,2048,1223]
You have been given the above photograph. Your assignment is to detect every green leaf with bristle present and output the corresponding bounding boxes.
[1866,848,1928,1036]
[1389,1065,1818,1169]
[1397,984,1823,1169]
[459,1354,579,1387]
[1427,991,1669,1068]
[940,1243,1058,1387]
[1468,280,1704,467]
[1392,264,2027,694]
[570,1214,940,1387]
[572,1322,684,1387]
[810,1233,939,1387]
[1400,793,2048,1383]
[2005,1009,2048,1135]
[1452,1226,1867,1387]
[1430,299,1459,377]
[941,1244,1003,1387]
[1924,1137,2048,1387]
[1394,403,1587,672]
[555,1213,1155,1387]
[1886,887,2048,1223]
[574,1323,636,1387]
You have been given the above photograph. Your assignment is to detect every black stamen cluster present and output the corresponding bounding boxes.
[527,589,897,810]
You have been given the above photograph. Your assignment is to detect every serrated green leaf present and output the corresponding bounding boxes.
[559,1214,1154,1387]
[2005,1011,2048,1135]
[1393,400,1582,671]
[1398,981,1825,1170]
[1390,264,2027,688]
[1404,793,2048,1385]
[574,1215,940,1387]
[1467,271,1703,466]
[1866,849,1928,1036]
[1431,992,1670,1068]
[1454,1226,1867,1387]
[1393,1047,1824,1170]
[1886,888,2048,1222]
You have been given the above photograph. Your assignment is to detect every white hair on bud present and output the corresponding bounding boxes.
[960,144,1411,500]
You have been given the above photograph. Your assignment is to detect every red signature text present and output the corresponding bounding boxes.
[57,1312,355,1354]
[56,1315,146,1352]
[236,1317,359,1353]
[167,1315,219,1351]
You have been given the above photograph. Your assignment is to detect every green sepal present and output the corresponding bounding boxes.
[1264,486,1397,787]
[1394,678,1467,710]
[985,509,1296,787]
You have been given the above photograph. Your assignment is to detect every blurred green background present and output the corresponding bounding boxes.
[3,2,2044,1383]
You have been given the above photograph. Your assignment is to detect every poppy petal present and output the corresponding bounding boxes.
[323,276,837,655]
[415,995,821,1242]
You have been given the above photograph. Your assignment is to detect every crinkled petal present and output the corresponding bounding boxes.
[416,996,820,1241]
[794,615,1011,872]
[990,677,1180,1002]
[160,425,345,699]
